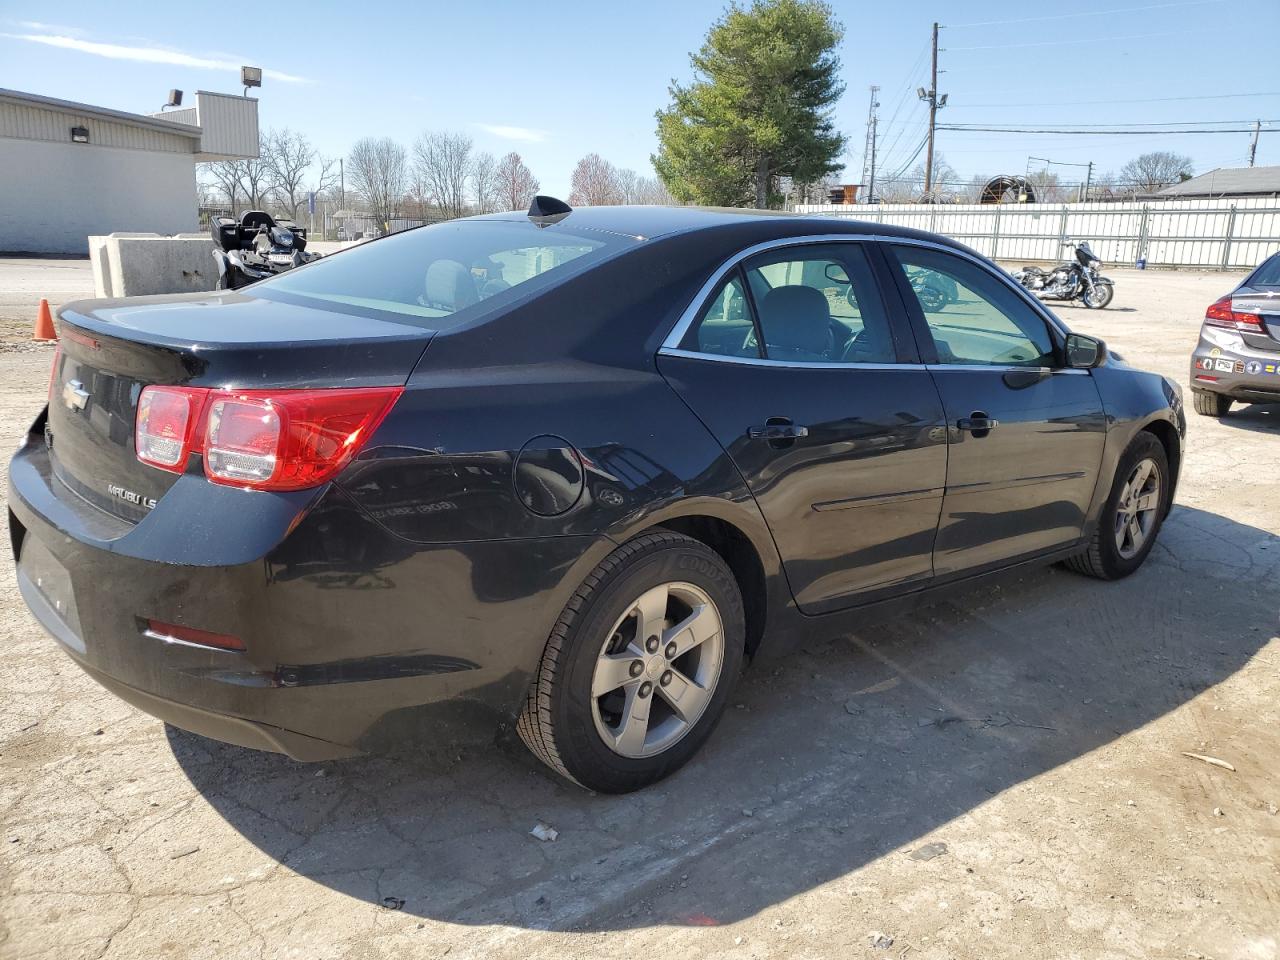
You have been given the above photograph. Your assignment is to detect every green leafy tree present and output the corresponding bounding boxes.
[653,0,847,209]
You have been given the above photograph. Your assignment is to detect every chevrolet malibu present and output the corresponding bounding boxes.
[9,201,1185,793]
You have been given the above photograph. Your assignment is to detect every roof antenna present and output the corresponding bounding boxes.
[528,195,572,227]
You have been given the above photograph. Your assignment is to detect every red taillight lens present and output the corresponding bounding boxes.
[1204,295,1263,331]
[136,385,209,471]
[47,344,62,402]
[145,619,245,652]
[203,387,401,491]
[137,385,400,490]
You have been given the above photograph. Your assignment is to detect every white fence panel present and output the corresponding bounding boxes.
[795,198,1280,270]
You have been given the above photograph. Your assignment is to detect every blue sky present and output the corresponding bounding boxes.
[2,0,1278,196]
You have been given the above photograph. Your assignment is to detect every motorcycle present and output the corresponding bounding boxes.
[1010,240,1114,309]
[210,210,320,290]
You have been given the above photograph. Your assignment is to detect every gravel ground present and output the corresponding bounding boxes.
[0,267,1277,960]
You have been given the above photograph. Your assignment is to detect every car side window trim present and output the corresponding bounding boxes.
[660,233,1070,365]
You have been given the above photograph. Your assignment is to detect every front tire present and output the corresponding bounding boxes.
[1083,282,1114,309]
[516,532,745,793]
[1192,390,1232,417]
[1064,432,1170,580]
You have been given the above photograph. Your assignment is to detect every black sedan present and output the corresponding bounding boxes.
[1190,250,1280,416]
[9,201,1185,793]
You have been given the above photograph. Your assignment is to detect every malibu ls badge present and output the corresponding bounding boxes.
[107,484,157,511]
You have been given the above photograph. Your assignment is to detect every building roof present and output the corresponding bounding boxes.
[1158,165,1280,198]
[0,87,201,138]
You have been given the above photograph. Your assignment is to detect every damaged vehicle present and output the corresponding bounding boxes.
[10,200,1184,793]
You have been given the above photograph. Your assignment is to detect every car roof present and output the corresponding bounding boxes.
[470,204,965,248]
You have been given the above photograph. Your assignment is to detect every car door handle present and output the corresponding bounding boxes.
[748,421,810,441]
[956,413,999,434]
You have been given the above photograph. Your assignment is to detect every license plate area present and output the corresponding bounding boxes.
[17,536,85,653]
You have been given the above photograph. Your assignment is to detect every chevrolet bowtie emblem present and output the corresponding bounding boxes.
[61,379,90,412]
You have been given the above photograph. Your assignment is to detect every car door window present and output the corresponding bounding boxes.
[889,246,1056,367]
[743,244,896,364]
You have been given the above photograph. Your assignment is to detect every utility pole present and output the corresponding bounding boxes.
[339,158,345,211]
[1083,161,1094,202]
[918,22,947,196]
[1249,120,1261,167]
[861,85,880,203]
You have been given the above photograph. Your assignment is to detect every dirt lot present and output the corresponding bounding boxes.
[0,267,1277,960]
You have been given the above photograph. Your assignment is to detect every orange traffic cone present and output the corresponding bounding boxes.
[33,298,56,342]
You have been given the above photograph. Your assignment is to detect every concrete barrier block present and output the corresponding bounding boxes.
[89,233,219,298]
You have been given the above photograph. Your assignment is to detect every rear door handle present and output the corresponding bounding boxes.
[956,413,999,434]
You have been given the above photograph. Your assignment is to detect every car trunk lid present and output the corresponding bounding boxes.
[47,290,432,524]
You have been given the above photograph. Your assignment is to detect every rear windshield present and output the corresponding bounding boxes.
[1249,253,1280,287]
[255,220,628,329]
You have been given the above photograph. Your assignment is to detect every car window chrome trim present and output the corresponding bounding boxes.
[657,346,926,371]
[661,232,1071,354]
[924,363,1091,375]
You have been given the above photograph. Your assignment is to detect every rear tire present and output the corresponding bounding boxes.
[1192,389,1232,417]
[1064,431,1170,580]
[516,532,744,793]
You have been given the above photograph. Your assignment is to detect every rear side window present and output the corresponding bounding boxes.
[681,242,897,364]
[256,221,625,329]
[1249,253,1280,287]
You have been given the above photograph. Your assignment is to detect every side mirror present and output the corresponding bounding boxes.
[1065,333,1106,369]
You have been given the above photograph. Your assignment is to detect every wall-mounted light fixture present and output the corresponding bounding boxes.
[241,66,262,96]
[161,89,183,111]
[70,126,89,143]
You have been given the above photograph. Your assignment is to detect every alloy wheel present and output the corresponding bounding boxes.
[590,581,725,759]
[1114,457,1161,560]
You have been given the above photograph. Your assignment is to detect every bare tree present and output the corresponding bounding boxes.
[470,151,499,214]
[569,153,623,205]
[347,137,408,227]
[414,131,472,219]
[615,167,640,203]
[311,156,341,200]
[494,152,540,211]
[1119,151,1193,194]
[202,160,244,211]
[235,134,274,210]
[634,175,674,205]
[263,128,318,219]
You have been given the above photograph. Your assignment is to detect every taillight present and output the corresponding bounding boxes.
[136,386,209,471]
[135,385,401,491]
[47,344,62,402]
[1204,295,1263,332]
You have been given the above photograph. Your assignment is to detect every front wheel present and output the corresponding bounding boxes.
[1063,432,1170,580]
[1083,282,1114,309]
[516,532,744,793]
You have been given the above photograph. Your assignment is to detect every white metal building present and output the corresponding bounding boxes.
[0,88,258,254]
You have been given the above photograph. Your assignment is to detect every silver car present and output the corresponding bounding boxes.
[1190,252,1280,416]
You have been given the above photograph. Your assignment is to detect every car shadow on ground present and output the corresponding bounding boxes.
[166,504,1277,932]
[1209,403,1280,434]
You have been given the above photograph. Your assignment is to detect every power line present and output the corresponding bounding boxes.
[946,0,1222,28]
[948,30,1209,51]
[938,124,1276,135]
[950,91,1280,108]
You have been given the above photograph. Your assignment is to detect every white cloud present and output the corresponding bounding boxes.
[474,123,549,143]
[4,33,308,83]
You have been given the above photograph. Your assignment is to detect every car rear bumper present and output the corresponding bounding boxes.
[9,430,608,760]
[1190,341,1280,403]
